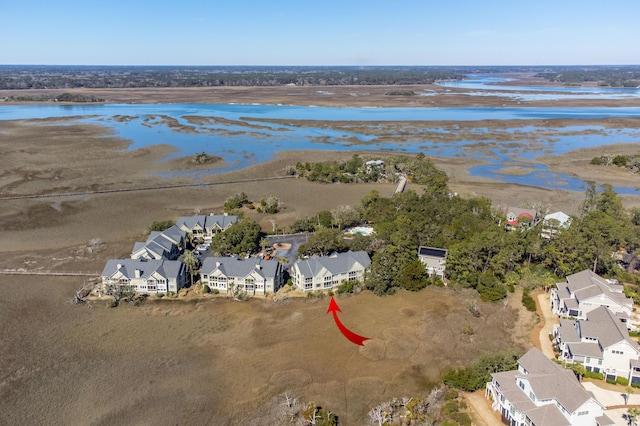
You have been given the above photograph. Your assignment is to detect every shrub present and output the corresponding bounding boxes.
[444,389,459,401]
[583,371,604,380]
[202,285,211,294]
[617,377,630,386]
[107,299,118,308]
[155,293,164,298]
[612,155,629,167]
[590,157,604,165]
[336,280,358,294]
[521,290,537,312]
[449,412,472,426]
[461,324,475,335]
[442,400,459,415]
[211,288,219,295]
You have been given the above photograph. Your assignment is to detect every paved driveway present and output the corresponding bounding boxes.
[267,233,308,270]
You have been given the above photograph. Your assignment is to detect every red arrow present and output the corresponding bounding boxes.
[326,296,371,346]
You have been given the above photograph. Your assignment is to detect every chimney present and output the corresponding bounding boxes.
[216,261,221,268]
[116,263,122,270]
[256,264,262,270]
[135,269,141,278]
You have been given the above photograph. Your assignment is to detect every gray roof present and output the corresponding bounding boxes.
[491,370,537,413]
[131,225,185,259]
[596,413,615,426]
[102,258,185,280]
[201,256,281,280]
[567,341,603,358]
[565,269,631,307]
[517,348,599,413]
[519,347,563,375]
[156,225,186,245]
[292,251,371,278]
[526,404,570,426]
[556,319,580,344]
[581,306,638,350]
[176,214,239,231]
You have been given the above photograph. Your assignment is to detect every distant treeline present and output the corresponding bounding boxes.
[0,65,465,89]
[534,66,640,87]
[3,65,639,90]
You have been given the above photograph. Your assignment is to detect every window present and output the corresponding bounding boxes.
[518,381,525,390]
[349,271,357,281]
[305,277,312,290]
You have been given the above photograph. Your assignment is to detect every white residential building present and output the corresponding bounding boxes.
[551,269,632,321]
[541,211,572,239]
[176,214,239,241]
[554,306,640,383]
[417,246,447,278]
[200,256,283,296]
[101,258,189,295]
[130,225,187,260]
[290,251,371,292]
[486,347,612,426]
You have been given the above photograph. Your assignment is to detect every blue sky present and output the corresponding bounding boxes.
[2,0,639,66]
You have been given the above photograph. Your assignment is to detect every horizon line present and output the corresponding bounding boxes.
[2,63,640,68]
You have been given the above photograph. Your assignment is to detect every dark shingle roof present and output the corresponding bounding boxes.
[418,246,447,259]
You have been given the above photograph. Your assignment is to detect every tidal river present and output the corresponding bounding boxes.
[1,104,640,193]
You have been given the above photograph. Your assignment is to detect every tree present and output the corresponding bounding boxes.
[316,210,333,228]
[570,363,586,382]
[209,220,262,255]
[180,249,198,287]
[298,228,347,257]
[398,259,429,291]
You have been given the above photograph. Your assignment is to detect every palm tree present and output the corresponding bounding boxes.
[180,250,198,287]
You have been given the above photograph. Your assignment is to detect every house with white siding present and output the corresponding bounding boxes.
[551,269,632,321]
[101,258,189,295]
[130,225,187,260]
[200,256,283,296]
[486,347,612,426]
[290,251,371,292]
[541,211,572,240]
[553,306,640,383]
[417,246,447,278]
[176,214,239,241]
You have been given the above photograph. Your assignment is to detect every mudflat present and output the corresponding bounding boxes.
[1,85,639,424]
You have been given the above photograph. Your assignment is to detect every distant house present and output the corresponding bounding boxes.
[200,256,283,296]
[551,269,633,320]
[365,159,384,170]
[486,347,612,426]
[101,258,189,295]
[541,211,572,239]
[290,250,371,292]
[176,214,239,241]
[553,306,640,383]
[417,246,447,278]
[130,225,187,260]
[503,206,539,230]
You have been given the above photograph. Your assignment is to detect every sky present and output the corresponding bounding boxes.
[2,0,639,66]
